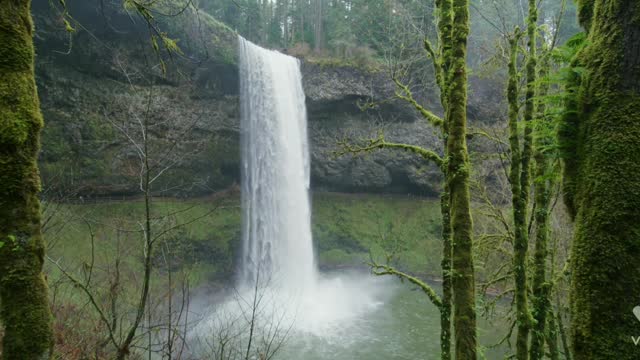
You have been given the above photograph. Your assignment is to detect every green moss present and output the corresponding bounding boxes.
[529,54,553,360]
[44,193,444,285]
[565,1,640,358]
[162,7,238,66]
[576,0,595,29]
[436,1,454,358]
[318,249,362,268]
[513,1,538,357]
[0,3,43,146]
[306,56,382,73]
[312,193,442,272]
[557,66,583,218]
[0,1,54,358]
[0,72,42,145]
[445,0,477,358]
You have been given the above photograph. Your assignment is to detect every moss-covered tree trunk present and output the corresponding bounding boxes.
[562,0,640,358]
[546,312,560,360]
[440,188,452,360]
[529,57,552,360]
[513,1,537,358]
[436,1,454,358]
[446,0,476,358]
[506,28,531,360]
[0,1,54,359]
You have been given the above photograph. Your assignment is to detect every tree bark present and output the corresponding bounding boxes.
[529,57,552,360]
[436,1,454,358]
[0,1,54,359]
[440,189,452,360]
[313,0,323,51]
[564,0,640,358]
[446,0,477,358]
[515,1,537,357]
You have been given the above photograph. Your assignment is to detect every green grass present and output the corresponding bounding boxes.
[43,192,443,294]
[38,191,444,355]
[311,193,443,275]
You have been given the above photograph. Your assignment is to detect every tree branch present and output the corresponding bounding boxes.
[368,261,443,309]
[393,78,444,127]
[335,132,444,168]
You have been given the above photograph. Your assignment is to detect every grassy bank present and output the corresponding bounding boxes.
[44,192,443,290]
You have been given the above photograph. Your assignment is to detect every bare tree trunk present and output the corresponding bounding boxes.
[282,0,289,47]
[299,0,304,43]
[314,0,323,51]
[117,88,155,360]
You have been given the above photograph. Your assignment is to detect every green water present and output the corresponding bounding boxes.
[277,277,508,360]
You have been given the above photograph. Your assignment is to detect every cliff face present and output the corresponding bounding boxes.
[34,2,500,198]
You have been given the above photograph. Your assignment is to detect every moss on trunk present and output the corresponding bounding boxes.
[446,0,476,358]
[529,56,552,360]
[439,189,452,360]
[576,0,595,31]
[436,1,454,358]
[514,1,538,357]
[0,1,54,359]
[566,0,640,358]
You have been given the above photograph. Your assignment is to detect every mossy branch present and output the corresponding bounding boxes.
[424,38,446,96]
[468,128,509,147]
[124,0,188,74]
[368,261,443,309]
[392,78,444,127]
[335,132,444,168]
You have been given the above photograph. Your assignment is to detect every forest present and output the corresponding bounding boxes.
[0,0,638,359]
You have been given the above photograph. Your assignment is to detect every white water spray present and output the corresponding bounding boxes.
[193,39,394,349]
[235,36,394,335]
[239,36,316,293]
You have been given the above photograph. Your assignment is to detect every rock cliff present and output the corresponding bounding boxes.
[34,1,500,198]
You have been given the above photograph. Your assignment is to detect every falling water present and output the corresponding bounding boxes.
[187,37,395,346]
[238,36,316,293]
[192,37,505,359]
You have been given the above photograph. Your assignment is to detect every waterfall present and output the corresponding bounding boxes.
[238,36,316,292]
[193,37,402,357]
[193,36,393,343]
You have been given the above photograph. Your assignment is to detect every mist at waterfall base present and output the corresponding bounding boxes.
[190,38,510,360]
[236,36,393,331]
[191,37,397,357]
